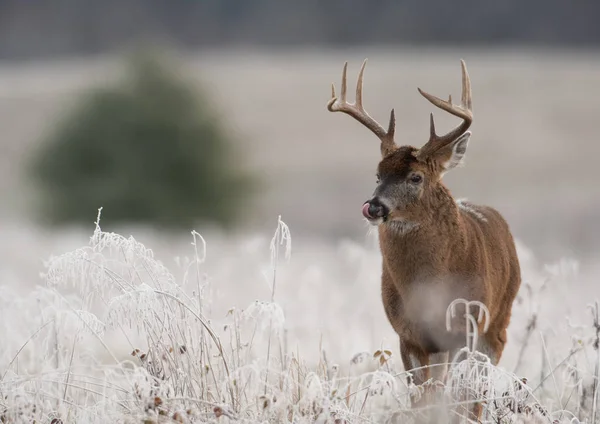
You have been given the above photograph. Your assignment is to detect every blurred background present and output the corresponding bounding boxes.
[1,0,599,360]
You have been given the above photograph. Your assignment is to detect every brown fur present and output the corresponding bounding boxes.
[378,148,520,358]
[326,60,522,421]
[376,146,521,423]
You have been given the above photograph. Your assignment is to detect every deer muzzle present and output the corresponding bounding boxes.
[362,198,389,221]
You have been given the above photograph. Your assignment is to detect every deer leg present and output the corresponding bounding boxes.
[445,345,487,424]
[400,344,430,408]
[400,345,428,385]
[445,329,505,424]
[427,351,450,417]
[402,350,452,423]
[478,327,507,365]
[428,352,449,384]
[401,347,453,406]
[460,327,507,422]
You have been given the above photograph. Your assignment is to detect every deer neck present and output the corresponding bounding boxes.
[378,185,464,285]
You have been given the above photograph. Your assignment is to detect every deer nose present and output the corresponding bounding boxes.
[362,198,389,219]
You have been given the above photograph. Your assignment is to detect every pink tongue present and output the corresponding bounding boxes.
[362,203,373,219]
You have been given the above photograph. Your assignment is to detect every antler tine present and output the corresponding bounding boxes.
[429,113,436,140]
[417,59,473,156]
[388,108,396,140]
[355,59,366,109]
[341,61,348,103]
[327,59,396,154]
[460,59,472,110]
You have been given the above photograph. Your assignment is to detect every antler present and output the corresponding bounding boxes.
[416,59,473,159]
[327,59,397,156]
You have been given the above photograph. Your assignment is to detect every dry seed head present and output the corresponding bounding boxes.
[350,351,370,365]
[258,395,271,410]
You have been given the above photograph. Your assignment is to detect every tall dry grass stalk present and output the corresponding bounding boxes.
[0,211,598,423]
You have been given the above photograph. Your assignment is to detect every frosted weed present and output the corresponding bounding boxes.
[0,209,598,423]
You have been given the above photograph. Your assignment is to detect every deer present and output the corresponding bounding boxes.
[326,59,521,420]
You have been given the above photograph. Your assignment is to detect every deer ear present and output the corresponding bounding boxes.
[439,131,471,171]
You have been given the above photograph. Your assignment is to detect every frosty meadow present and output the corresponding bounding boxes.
[0,50,599,423]
[0,209,598,423]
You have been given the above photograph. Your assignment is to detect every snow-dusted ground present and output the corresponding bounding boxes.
[0,214,597,423]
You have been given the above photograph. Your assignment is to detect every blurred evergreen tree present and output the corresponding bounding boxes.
[28,50,257,229]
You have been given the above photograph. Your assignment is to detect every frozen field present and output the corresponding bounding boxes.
[0,48,599,422]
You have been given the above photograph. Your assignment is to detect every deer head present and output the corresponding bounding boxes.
[327,59,473,228]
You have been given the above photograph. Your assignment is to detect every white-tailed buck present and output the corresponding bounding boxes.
[327,59,521,418]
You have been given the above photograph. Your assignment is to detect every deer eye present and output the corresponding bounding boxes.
[409,174,423,184]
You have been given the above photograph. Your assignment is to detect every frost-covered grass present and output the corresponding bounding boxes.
[0,211,599,423]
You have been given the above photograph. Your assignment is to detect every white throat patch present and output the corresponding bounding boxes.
[388,219,419,235]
